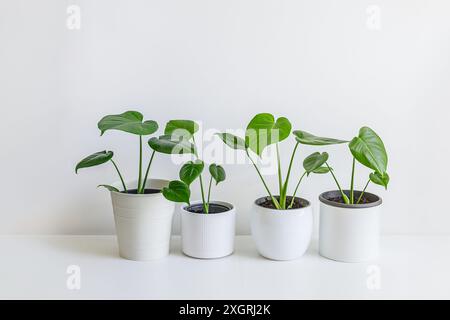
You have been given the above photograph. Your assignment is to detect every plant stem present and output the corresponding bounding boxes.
[356,179,371,204]
[207,176,213,210]
[288,171,306,209]
[276,144,283,201]
[199,174,208,213]
[282,142,299,209]
[326,162,349,204]
[110,159,127,192]
[141,150,156,192]
[137,135,143,193]
[350,157,356,204]
[246,149,281,209]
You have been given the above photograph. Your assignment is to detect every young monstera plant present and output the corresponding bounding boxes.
[216,113,347,209]
[152,120,226,213]
[295,126,389,204]
[75,111,195,194]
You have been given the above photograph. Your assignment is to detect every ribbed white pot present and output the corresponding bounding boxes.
[181,200,236,259]
[110,179,175,261]
[251,196,313,261]
[319,190,382,263]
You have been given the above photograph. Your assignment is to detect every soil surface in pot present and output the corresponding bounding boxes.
[121,188,161,194]
[327,195,372,204]
[259,196,306,209]
[186,203,230,214]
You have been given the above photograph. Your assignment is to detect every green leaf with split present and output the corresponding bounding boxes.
[162,180,191,204]
[98,111,158,136]
[179,160,204,186]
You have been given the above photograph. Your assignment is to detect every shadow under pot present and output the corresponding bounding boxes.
[319,190,382,263]
[110,179,175,261]
[181,200,236,259]
[251,196,313,261]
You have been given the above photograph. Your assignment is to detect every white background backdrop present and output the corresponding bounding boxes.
[0,0,449,235]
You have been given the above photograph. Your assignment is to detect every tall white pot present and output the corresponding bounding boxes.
[319,190,382,263]
[251,196,313,261]
[110,179,175,261]
[181,200,236,259]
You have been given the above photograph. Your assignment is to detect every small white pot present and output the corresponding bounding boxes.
[319,190,382,263]
[181,200,236,259]
[110,179,175,261]
[251,196,313,261]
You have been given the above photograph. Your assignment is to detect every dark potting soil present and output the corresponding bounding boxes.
[259,196,305,209]
[328,195,371,204]
[186,203,230,214]
[121,188,161,194]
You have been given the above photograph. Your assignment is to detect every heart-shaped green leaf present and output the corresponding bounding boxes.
[98,111,158,136]
[303,152,329,175]
[148,135,196,154]
[215,133,247,150]
[180,160,204,186]
[312,166,330,174]
[209,164,226,185]
[75,151,113,173]
[162,180,191,204]
[245,113,292,156]
[369,171,390,189]
[349,127,387,174]
[97,184,120,192]
[164,120,199,139]
[293,130,348,145]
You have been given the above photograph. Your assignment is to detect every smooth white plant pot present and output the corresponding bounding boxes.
[319,190,382,263]
[110,179,175,261]
[181,200,236,259]
[251,196,313,261]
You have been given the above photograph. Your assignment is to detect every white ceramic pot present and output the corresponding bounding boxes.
[110,179,175,261]
[181,200,236,259]
[319,190,382,263]
[251,196,313,261]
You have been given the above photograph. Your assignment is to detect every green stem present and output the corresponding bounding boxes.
[110,159,127,192]
[356,179,371,204]
[246,149,281,209]
[137,135,143,193]
[276,144,283,200]
[141,150,156,192]
[350,157,356,204]
[207,176,213,209]
[281,142,299,208]
[199,174,208,213]
[288,171,306,209]
[326,162,349,204]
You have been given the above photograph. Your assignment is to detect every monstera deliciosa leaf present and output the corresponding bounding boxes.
[369,171,390,189]
[75,151,113,173]
[179,160,204,186]
[148,135,196,154]
[209,164,226,185]
[293,130,348,146]
[349,127,387,174]
[98,111,158,136]
[303,152,329,175]
[162,180,191,204]
[164,120,199,140]
[215,133,247,150]
[245,113,291,156]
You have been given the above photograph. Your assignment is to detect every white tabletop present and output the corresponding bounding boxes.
[0,235,448,299]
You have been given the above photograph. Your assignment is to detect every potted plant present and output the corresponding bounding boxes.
[296,127,389,262]
[75,111,195,261]
[217,113,346,260]
[153,120,236,259]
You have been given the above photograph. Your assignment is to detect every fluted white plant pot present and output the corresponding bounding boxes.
[181,200,236,259]
[251,196,313,261]
[110,179,175,261]
[319,190,382,263]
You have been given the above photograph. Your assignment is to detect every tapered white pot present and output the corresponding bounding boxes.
[181,200,236,259]
[319,190,382,263]
[251,196,313,261]
[110,179,175,261]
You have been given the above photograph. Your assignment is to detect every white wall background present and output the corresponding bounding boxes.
[0,0,449,235]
